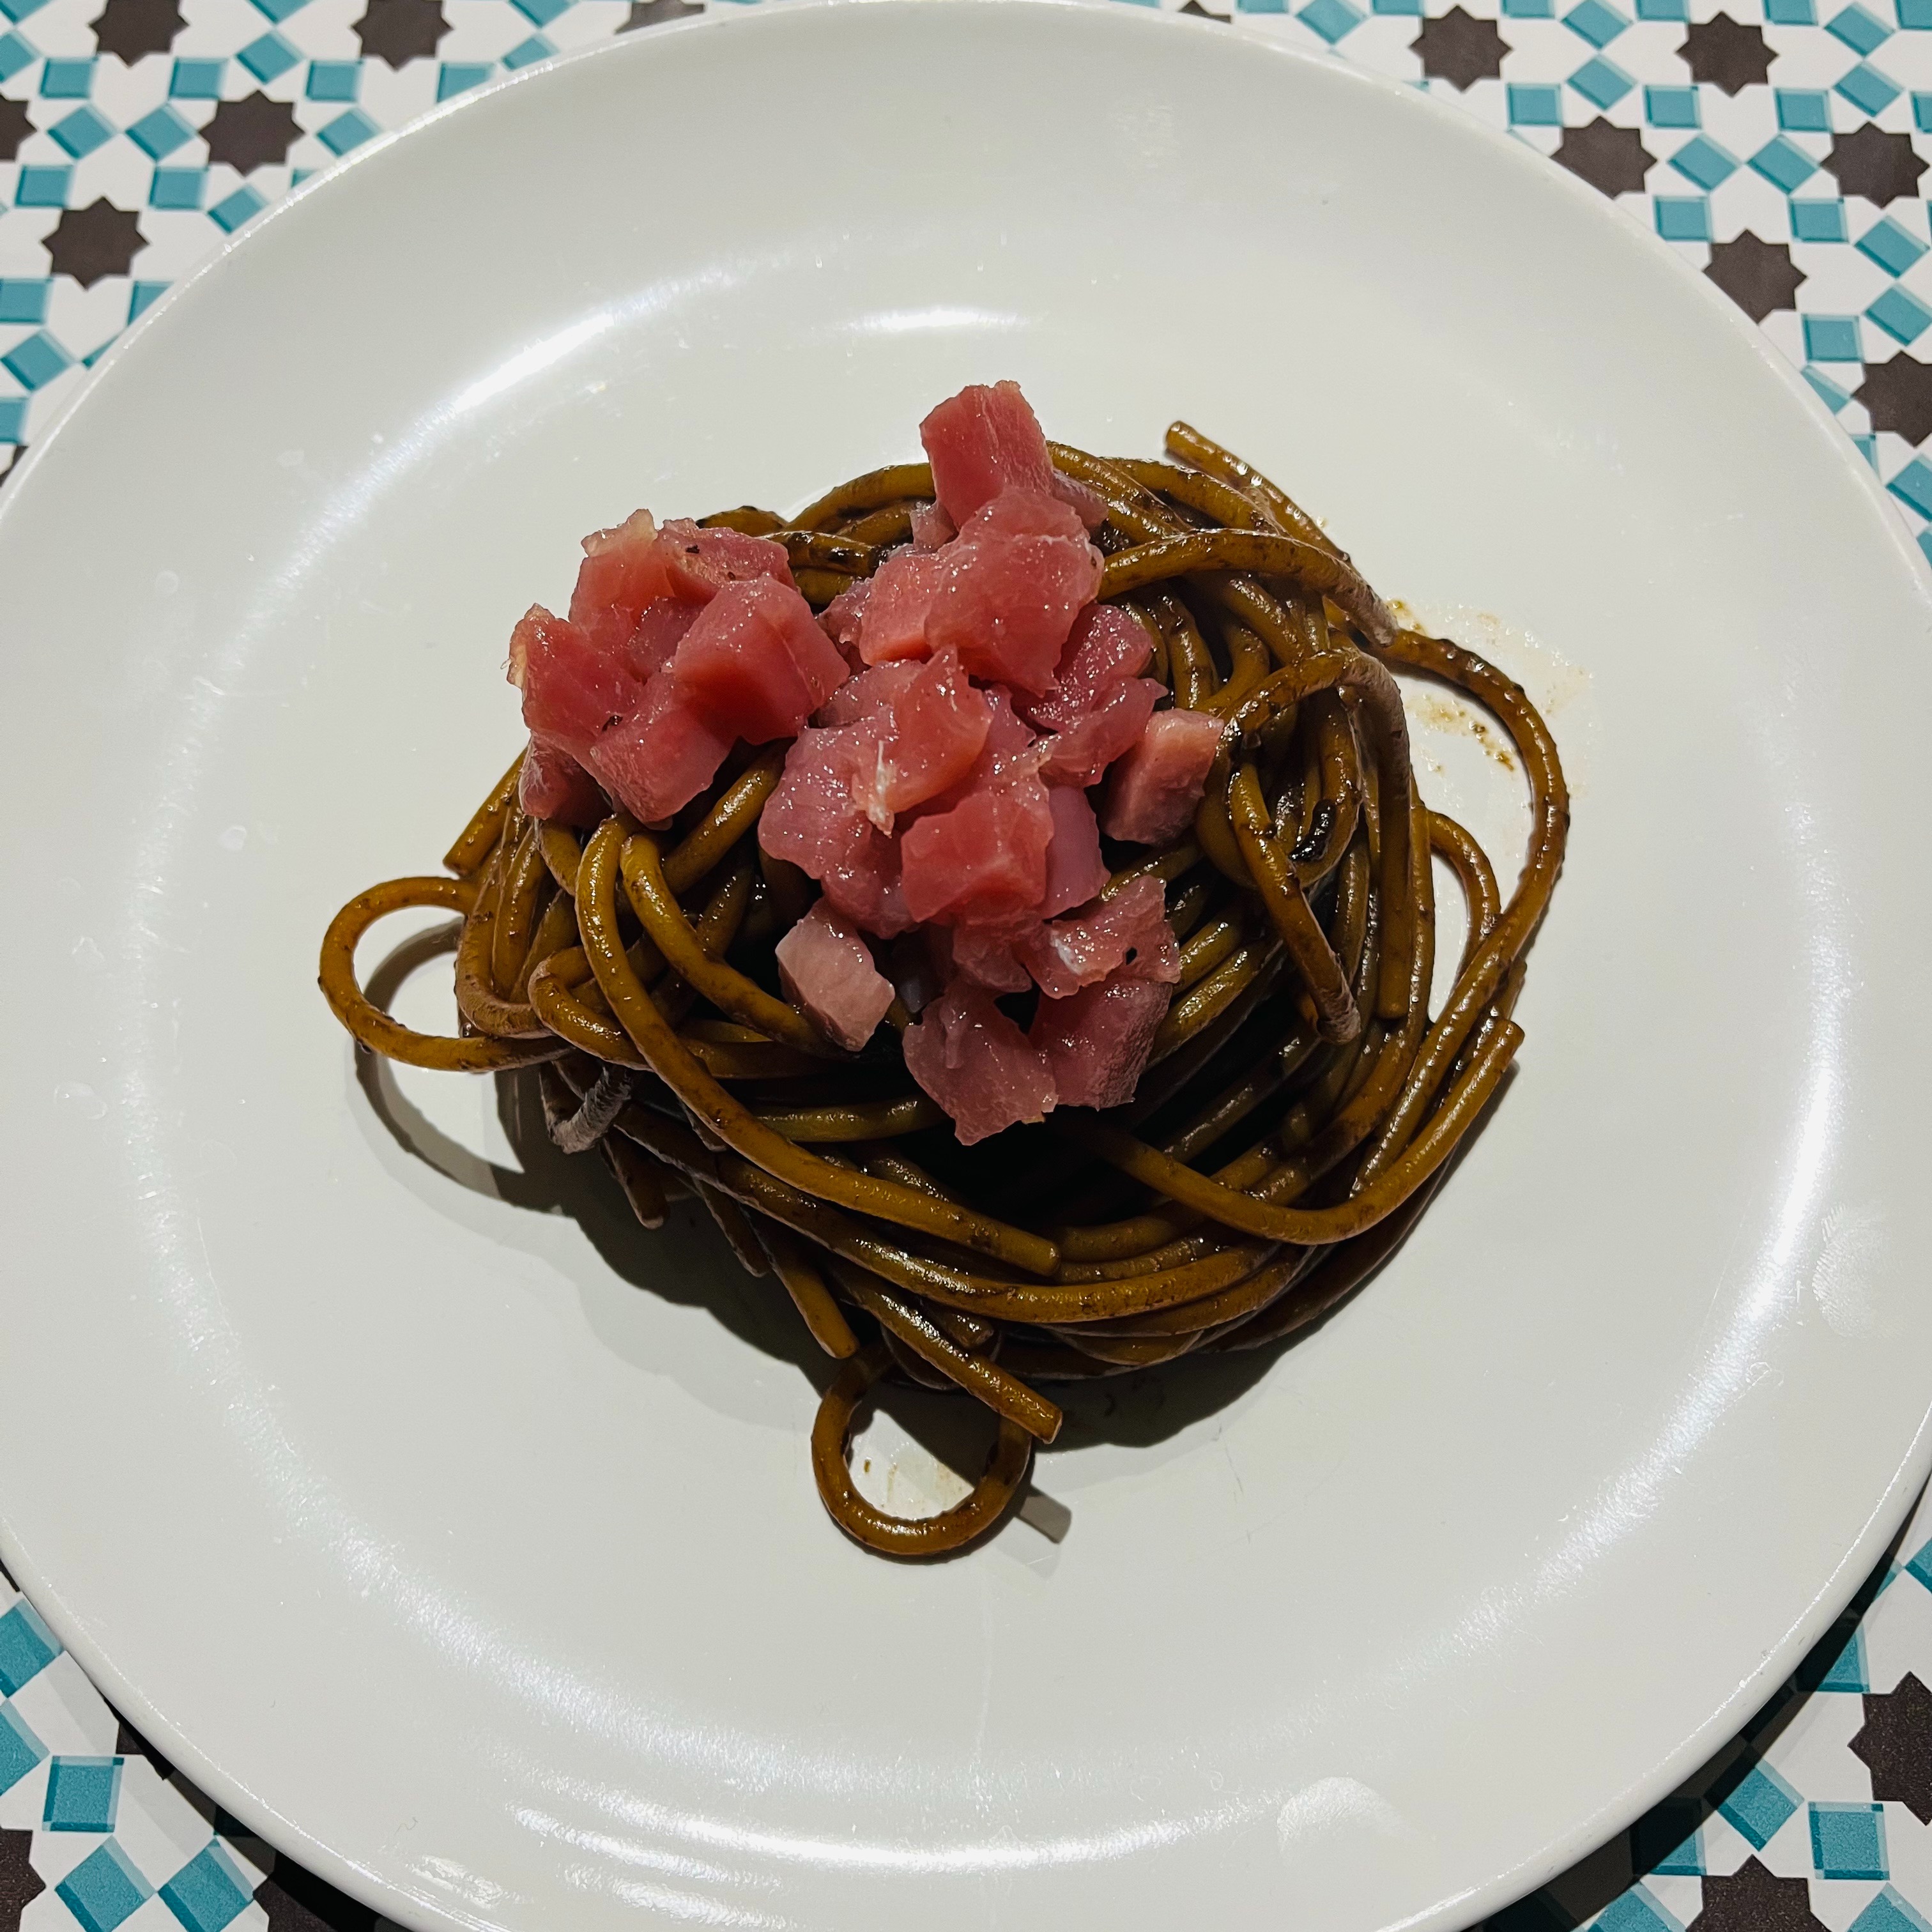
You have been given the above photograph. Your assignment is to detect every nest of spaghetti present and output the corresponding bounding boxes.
[320,381,1568,1559]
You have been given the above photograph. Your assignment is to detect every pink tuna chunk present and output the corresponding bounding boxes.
[568,511,678,656]
[1039,785,1107,918]
[1031,972,1173,1111]
[519,733,606,826]
[924,490,1103,696]
[656,519,795,604]
[1023,604,1156,731]
[819,576,871,664]
[910,500,956,551]
[946,923,1032,995]
[621,596,701,681]
[876,648,992,818]
[1101,707,1226,845]
[590,671,733,825]
[817,659,922,728]
[759,724,911,937]
[514,602,643,744]
[918,380,1104,532]
[673,577,850,744]
[900,775,1054,926]
[903,979,1058,1146]
[856,548,947,664]
[775,900,894,1052]
[1038,677,1162,788]
[1018,875,1179,1000]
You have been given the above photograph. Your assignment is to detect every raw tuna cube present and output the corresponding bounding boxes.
[760,725,911,937]
[857,548,947,664]
[1031,972,1173,1111]
[621,596,701,681]
[1024,604,1156,731]
[877,648,992,817]
[569,510,678,654]
[925,491,1103,696]
[1038,677,1162,788]
[903,979,1058,1145]
[818,660,923,729]
[519,733,606,826]
[946,923,1034,994]
[1018,875,1179,1000]
[674,577,850,744]
[1101,707,1226,845]
[656,519,795,604]
[512,603,644,746]
[591,670,733,825]
[919,380,1104,532]
[775,900,894,1052]
[901,775,1054,926]
[1038,785,1107,918]
[910,500,956,551]
[819,576,872,663]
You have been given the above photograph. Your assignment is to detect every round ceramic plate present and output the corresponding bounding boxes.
[3,3,1929,1927]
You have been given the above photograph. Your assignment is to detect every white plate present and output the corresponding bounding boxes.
[3,3,1929,1927]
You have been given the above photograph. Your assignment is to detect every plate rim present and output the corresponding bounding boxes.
[3,3,1929,1927]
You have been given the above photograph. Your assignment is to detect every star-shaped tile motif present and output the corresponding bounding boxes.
[43,198,148,288]
[1705,232,1805,323]
[0,95,32,163]
[1554,119,1655,198]
[352,0,450,66]
[1687,1856,1828,1931]
[0,1826,43,1920]
[1180,1,1229,17]
[1413,6,1508,88]
[620,0,703,26]
[1850,1671,1932,1821]
[90,0,184,61]
[202,91,302,174]
[1824,125,1928,206]
[1680,13,1774,93]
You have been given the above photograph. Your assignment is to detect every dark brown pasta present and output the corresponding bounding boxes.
[318,422,1568,1560]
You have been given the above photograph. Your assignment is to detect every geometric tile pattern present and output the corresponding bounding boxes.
[1,0,1931,1922]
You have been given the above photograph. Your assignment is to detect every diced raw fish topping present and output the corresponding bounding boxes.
[622,596,701,682]
[903,981,1058,1146]
[673,577,851,745]
[775,900,894,1052]
[515,381,1223,1137]
[514,602,643,744]
[856,548,949,664]
[1038,677,1161,789]
[924,490,1103,695]
[910,500,956,551]
[656,518,795,604]
[901,775,1054,927]
[758,723,911,937]
[918,379,1105,532]
[818,576,871,663]
[818,659,922,728]
[591,671,733,826]
[519,733,606,826]
[947,923,1033,995]
[1017,875,1178,1000]
[1031,974,1174,1112]
[569,510,675,655]
[1038,786,1107,919]
[1024,603,1156,731]
[1101,707,1227,846]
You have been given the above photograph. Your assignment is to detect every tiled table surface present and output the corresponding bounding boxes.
[4,0,1931,1926]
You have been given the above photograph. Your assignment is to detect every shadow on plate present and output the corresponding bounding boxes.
[353,917,1510,1552]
